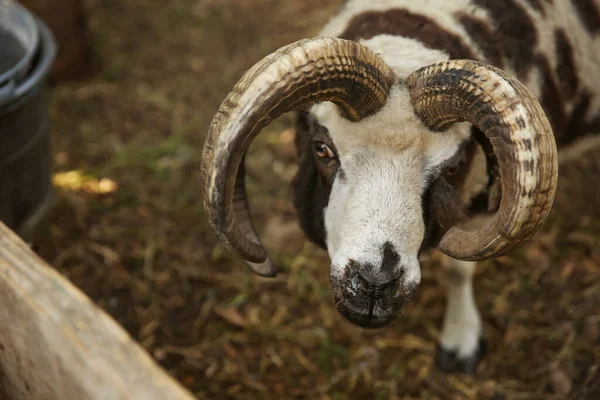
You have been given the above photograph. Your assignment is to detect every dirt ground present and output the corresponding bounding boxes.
[33,0,600,399]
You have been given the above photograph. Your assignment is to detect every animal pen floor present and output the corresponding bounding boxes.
[34,0,599,399]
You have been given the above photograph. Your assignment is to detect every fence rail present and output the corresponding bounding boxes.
[0,222,194,400]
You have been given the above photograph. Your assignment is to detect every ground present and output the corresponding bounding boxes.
[33,0,600,398]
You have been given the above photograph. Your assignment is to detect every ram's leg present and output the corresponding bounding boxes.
[435,255,485,374]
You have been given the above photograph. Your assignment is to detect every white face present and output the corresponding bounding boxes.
[310,85,471,328]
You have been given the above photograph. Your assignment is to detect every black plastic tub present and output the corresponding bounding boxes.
[0,3,57,241]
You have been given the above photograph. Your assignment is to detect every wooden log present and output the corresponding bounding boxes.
[20,0,92,83]
[0,222,195,400]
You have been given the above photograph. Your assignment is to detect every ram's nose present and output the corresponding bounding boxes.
[332,263,404,329]
[353,269,401,304]
[330,241,420,328]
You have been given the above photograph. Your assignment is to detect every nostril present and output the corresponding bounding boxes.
[384,277,401,298]
[398,266,405,278]
[349,272,366,295]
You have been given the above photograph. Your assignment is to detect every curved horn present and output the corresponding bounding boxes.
[407,60,558,260]
[201,37,396,276]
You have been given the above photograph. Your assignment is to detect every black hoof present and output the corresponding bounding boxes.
[435,338,487,375]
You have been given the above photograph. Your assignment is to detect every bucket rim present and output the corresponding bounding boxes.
[0,17,56,109]
[13,17,56,99]
[0,1,40,86]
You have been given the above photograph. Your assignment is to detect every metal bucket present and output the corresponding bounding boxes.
[0,1,57,241]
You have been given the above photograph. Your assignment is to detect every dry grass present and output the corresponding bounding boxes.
[33,0,600,399]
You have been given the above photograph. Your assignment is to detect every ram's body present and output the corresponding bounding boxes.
[289,0,600,373]
[319,0,600,147]
[201,0,600,375]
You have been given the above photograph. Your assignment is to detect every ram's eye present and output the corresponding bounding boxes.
[445,159,464,176]
[314,141,336,159]
[446,165,460,176]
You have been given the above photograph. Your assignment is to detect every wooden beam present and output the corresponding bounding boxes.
[0,222,195,400]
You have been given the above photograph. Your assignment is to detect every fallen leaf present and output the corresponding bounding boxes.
[565,231,599,249]
[560,261,576,281]
[583,318,600,344]
[525,245,550,282]
[477,381,497,398]
[551,363,573,396]
[214,307,247,328]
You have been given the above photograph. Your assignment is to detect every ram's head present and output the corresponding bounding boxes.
[201,38,558,329]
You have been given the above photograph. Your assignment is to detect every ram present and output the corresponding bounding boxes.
[200,0,600,373]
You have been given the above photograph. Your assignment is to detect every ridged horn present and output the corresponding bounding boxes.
[407,60,558,260]
[201,37,396,276]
